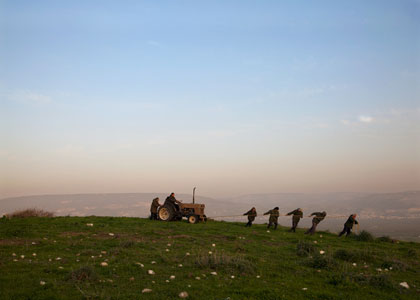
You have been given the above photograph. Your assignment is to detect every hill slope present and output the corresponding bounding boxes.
[0,217,419,300]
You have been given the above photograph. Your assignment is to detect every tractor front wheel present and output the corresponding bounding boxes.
[188,215,198,224]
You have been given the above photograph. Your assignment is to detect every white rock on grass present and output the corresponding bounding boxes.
[179,291,189,298]
[40,281,46,286]
[135,262,144,267]
[208,251,212,255]
[231,275,235,279]
[151,261,156,264]
[108,233,114,236]
[399,282,409,289]
[210,272,217,276]
[20,255,25,259]
[142,288,152,293]
[319,250,325,255]
[101,262,108,267]
[256,275,260,278]
[302,288,308,291]
[352,263,357,266]
[148,270,155,275]
[212,243,216,247]
[101,251,107,254]
[186,252,190,256]
[32,253,37,257]
[86,223,93,227]
[195,277,201,280]
[178,264,183,267]
[167,243,171,247]
[56,257,61,260]
[166,249,170,252]
[170,275,176,280]
[12,253,16,256]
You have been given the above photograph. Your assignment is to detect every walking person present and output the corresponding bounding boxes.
[264,207,280,230]
[287,208,303,232]
[338,214,358,237]
[305,211,327,235]
[243,207,257,227]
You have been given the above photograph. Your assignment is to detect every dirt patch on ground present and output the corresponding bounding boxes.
[0,239,33,246]
[60,232,89,237]
[168,234,192,239]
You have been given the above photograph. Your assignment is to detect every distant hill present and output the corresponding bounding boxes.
[1,191,419,241]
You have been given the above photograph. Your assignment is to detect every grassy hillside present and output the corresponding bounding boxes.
[0,217,419,300]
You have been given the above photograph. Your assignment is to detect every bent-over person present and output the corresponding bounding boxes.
[287,208,303,232]
[339,214,358,237]
[305,211,327,235]
[150,197,161,220]
[244,207,257,227]
[264,207,280,229]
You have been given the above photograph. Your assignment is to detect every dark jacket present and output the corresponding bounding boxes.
[310,212,327,224]
[344,215,358,228]
[264,209,280,222]
[244,209,257,221]
[287,209,303,221]
[150,198,160,213]
[164,195,177,205]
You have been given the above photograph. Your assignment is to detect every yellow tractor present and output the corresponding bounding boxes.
[158,187,207,223]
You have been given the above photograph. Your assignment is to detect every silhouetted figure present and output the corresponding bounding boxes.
[244,207,257,227]
[164,193,181,211]
[150,197,161,220]
[305,211,327,235]
[264,207,280,229]
[287,208,303,232]
[339,214,358,237]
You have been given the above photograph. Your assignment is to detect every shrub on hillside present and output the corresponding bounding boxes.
[69,266,98,282]
[353,230,375,242]
[296,240,315,257]
[381,259,408,271]
[194,250,255,274]
[334,248,375,262]
[305,254,337,270]
[9,208,54,218]
[333,249,355,261]
[377,236,393,243]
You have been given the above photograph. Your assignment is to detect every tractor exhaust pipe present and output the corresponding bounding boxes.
[193,187,196,204]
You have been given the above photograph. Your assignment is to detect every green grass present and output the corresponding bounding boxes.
[0,216,419,300]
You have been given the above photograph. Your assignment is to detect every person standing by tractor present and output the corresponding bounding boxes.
[244,207,257,227]
[338,214,359,237]
[264,207,280,230]
[287,208,303,232]
[305,211,327,235]
[150,197,161,220]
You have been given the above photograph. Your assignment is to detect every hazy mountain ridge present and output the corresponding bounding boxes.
[1,191,419,241]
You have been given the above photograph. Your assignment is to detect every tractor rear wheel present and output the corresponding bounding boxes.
[158,205,175,221]
[188,215,198,224]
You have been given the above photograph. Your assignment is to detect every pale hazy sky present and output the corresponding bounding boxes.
[1,0,419,199]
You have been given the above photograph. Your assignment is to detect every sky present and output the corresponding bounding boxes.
[0,0,419,199]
